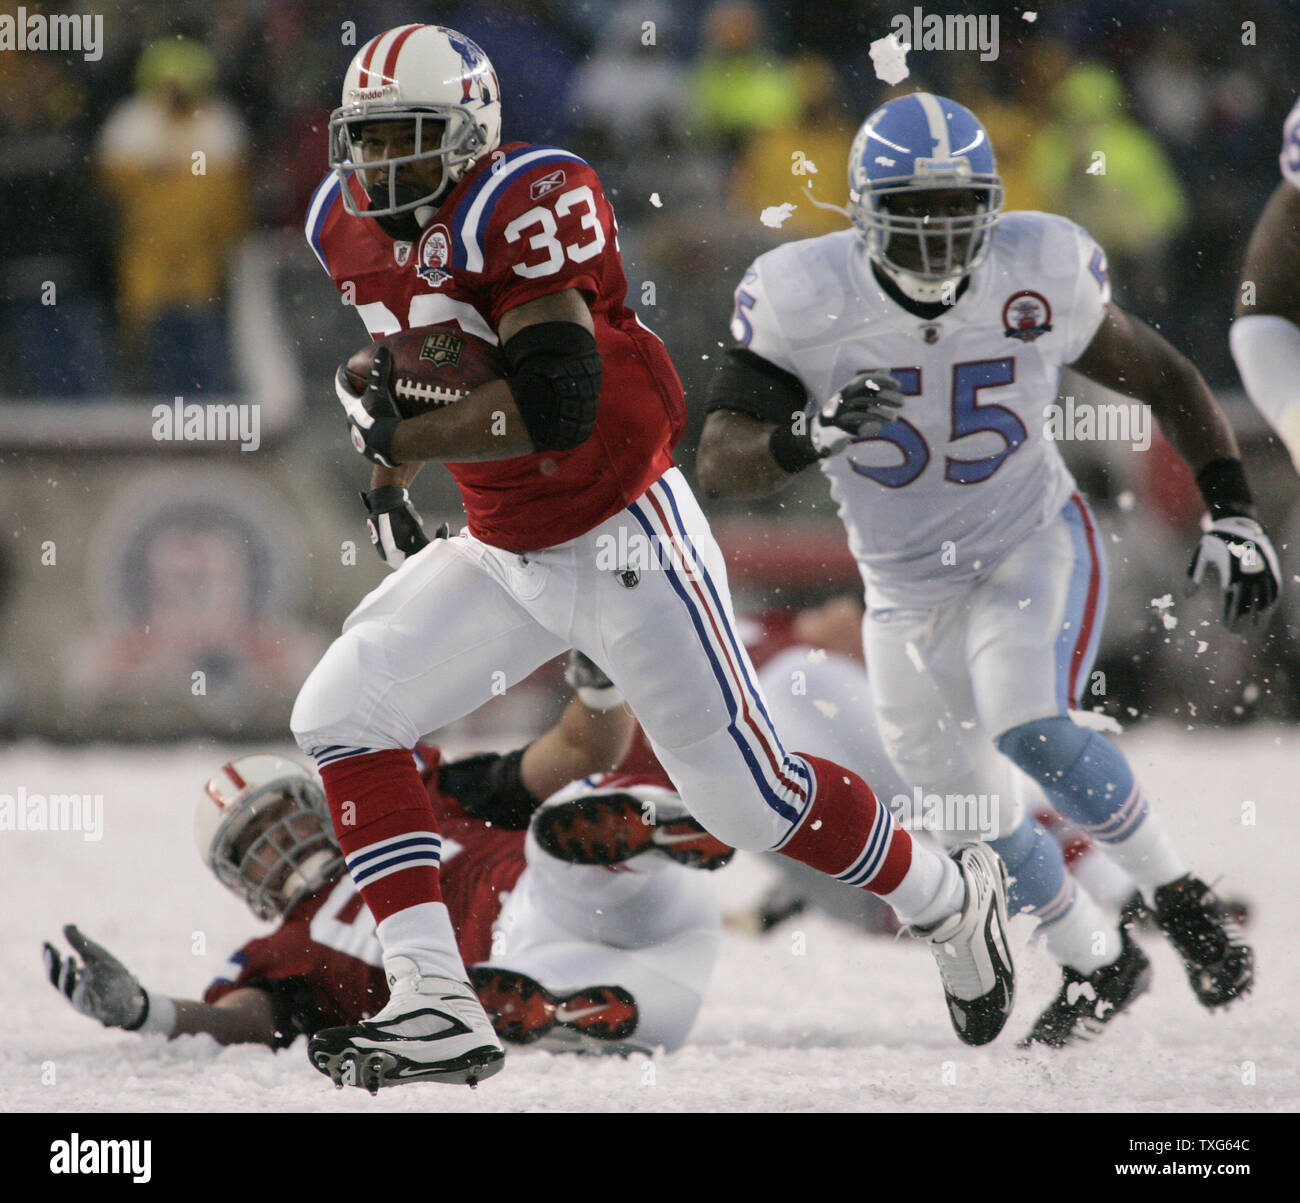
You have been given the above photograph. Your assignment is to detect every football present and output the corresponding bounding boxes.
[344,325,506,419]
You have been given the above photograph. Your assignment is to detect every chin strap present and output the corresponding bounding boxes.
[874,257,966,304]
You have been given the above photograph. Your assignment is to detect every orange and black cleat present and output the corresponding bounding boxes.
[469,967,639,1052]
[533,791,735,871]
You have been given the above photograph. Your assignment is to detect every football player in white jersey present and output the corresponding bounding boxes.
[699,93,1279,1046]
[1230,95,1300,474]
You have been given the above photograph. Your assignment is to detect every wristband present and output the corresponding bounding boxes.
[769,422,821,474]
[1195,458,1254,519]
[124,990,177,1037]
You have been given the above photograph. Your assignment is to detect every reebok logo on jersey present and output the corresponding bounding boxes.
[530,169,566,200]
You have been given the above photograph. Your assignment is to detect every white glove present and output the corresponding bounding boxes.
[43,924,171,1033]
[1187,516,1281,632]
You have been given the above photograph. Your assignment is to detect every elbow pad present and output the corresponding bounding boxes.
[502,321,602,452]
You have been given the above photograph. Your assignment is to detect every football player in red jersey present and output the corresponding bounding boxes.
[292,25,1017,1090]
[43,667,729,1061]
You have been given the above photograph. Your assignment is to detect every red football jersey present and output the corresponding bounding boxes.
[306,144,686,551]
[204,744,527,1045]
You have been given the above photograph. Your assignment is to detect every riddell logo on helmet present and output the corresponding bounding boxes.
[348,84,400,103]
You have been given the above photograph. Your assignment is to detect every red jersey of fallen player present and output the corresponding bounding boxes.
[306,143,686,551]
[203,743,526,1047]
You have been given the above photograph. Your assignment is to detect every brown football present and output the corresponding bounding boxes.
[345,325,506,419]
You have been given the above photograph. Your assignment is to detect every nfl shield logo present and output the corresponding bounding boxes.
[394,242,412,266]
[418,330,465,369]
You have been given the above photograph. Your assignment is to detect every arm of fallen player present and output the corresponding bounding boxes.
[520,692,635,801]
[45,927,280,1047]
[170,989,281,1047]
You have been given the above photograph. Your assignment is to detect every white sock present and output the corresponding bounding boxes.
[1070,847,1139,910]
[1095,810,1186,896]
[883,841,965,929]
[376,902,466,983]
[1040,885,1121,975]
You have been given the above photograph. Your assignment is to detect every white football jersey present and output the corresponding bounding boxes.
[735,212,1112,607]
[1281,96,1300,191]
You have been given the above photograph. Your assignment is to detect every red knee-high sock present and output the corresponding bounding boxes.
[779,754,912,894]
[319,749,443,924]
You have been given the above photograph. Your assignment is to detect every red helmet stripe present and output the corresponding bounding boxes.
[379,23,424,86]
[357,33,385,88]
[223,762,248,790]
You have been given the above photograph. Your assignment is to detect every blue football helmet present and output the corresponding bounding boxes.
[848,93,1004,298]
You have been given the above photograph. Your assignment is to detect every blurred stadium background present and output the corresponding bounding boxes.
[1,0,1297,746]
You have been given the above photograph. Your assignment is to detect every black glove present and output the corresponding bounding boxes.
[771,371,906,471]
[336,345,403,468]
[44,924,149,1030]
[437,747,540,829]
[806,371,906,457]
[1187,516,1282,632]
[360,486,448,569]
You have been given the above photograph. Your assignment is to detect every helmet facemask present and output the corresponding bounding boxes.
[328,105,488,236]
[208,779,342,921]
[852,174,1003,301]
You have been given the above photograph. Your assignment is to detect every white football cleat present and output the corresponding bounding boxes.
[917,843,1016,1046]
[308,956,505,1093]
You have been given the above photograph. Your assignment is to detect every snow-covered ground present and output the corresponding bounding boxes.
[2,723,1294,1113]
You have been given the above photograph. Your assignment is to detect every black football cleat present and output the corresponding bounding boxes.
[1019,928,1152,1048]
[533,791,735,871]
[1151,875,1254,1008]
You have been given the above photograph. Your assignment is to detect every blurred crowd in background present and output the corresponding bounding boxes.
[3,0,1298,396]
[1,0,1298,737]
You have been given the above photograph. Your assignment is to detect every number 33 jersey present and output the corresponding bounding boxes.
[306,143,686,551]
[734,212,1112,608]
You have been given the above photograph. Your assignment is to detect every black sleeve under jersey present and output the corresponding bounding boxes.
[704,347,808,425]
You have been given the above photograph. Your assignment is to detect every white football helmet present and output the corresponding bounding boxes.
[196,755,343,921]
[329,24,502,228]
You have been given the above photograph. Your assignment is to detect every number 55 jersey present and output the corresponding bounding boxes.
[306,143,685,552]
[733,212,1113,609]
